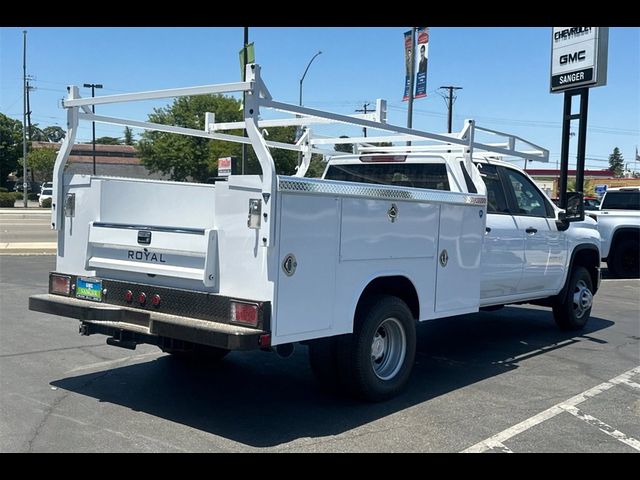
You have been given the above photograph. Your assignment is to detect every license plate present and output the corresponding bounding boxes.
[76,277,103,302]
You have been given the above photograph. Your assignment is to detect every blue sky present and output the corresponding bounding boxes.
[1,27,638,171]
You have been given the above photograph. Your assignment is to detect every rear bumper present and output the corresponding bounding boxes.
[29,294,267,351]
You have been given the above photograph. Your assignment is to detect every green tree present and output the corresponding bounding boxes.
[19,147,57,182]
[608,147,624,178]
[42,126,65,143]
[139,95,299,182]
[568,178,595,196]
[94,136,122,145]
[305,154,327,178]
[123,127,134,145]
[334,135,353,153]
[0,113,23,188]
[28,124,47,141]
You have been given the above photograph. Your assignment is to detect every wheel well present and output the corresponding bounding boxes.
[611,228,640,255]
[572,247,600,294]
[357,276,419,321]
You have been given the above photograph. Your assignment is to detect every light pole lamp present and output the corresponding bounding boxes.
[299,51,322,107]
[83,83,103,175]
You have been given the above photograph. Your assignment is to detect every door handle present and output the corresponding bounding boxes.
[525,227,538,234]
[485,227,491,234]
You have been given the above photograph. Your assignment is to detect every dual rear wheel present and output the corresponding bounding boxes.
[309,295,416,402]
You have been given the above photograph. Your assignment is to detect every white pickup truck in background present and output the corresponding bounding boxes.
[29,64,601,401]
[587,187,640,278]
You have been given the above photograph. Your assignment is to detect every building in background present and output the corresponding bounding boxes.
[31,141,169,180]
[525,168,640,198]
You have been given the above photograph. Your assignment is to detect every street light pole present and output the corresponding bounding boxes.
[83,83,103,175]
[299,51,322,108]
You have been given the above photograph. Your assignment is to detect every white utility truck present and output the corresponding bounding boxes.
[30,64,601,401]
[587,187,640,278]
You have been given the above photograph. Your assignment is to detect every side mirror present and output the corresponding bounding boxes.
[556,192,584,230]
[565,191,585,222]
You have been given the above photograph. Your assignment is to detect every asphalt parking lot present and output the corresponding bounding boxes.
[0,255,638,452]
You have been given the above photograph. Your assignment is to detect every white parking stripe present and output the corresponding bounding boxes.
[484,440,514,453]
[65,352,161,374]
[462,365,640,453]
[560,405,640,451]
[617,378,640,390]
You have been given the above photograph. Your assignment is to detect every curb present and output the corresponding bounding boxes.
[0,242,57,255]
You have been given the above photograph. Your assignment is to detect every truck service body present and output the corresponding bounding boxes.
[30,64,601,401]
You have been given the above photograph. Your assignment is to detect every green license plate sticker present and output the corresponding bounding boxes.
[76,277,102,302]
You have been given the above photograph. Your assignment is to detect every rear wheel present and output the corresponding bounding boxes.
[608,239,640,278]
[553,266,594,331]
[335,295,416,402]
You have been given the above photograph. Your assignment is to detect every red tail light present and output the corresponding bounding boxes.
[230,301,259,327]
[138,292,147,305]
[50,274,71,296]
[151,294,161,307]
[124,290,133,303]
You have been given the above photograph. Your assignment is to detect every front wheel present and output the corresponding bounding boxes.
[335,295,416,402]
[553,266,594,331]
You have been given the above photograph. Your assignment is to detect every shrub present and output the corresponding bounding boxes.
[0,187,8,192]
[41,198,52,208]
[28,192,39,201]
[0,193,16,207]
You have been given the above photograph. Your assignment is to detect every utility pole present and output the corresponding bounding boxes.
[22,30,28,207]
[83,83,103,175]
[242,27,249,175]
[438,85,463,133]
[355,102,371,137]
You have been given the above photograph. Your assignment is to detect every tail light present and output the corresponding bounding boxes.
[138,292,147,305]
[151,294,161,307]
[124,290,133,303]
[230,301,259,327]
[50,274,71,296]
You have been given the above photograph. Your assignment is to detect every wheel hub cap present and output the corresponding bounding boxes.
[573,280,593,319]
[370,317,407,381]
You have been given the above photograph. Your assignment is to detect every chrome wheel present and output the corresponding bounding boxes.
[572,279,593,319]
[371,317,406,381]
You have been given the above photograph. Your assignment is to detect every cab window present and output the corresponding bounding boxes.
[502,168,551,217]
[476,163,509,214]
[324,163,450,191]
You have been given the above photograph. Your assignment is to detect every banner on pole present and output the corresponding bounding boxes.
[402,30,412,101]
[414,27,429,99]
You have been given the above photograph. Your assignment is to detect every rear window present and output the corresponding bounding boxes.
[601,191,640,210]
[324,163,450,191]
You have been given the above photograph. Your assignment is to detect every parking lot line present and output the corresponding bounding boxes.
[560,404,640,451]
[462,365,640,453]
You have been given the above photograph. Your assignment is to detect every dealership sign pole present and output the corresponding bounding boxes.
[551,27,608,211]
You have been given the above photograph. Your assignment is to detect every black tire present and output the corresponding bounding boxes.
[335,295,416,402]
[308,337,341,392]
[553,266,594,331]
[608,239,640,279]
[161,344,229,363]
